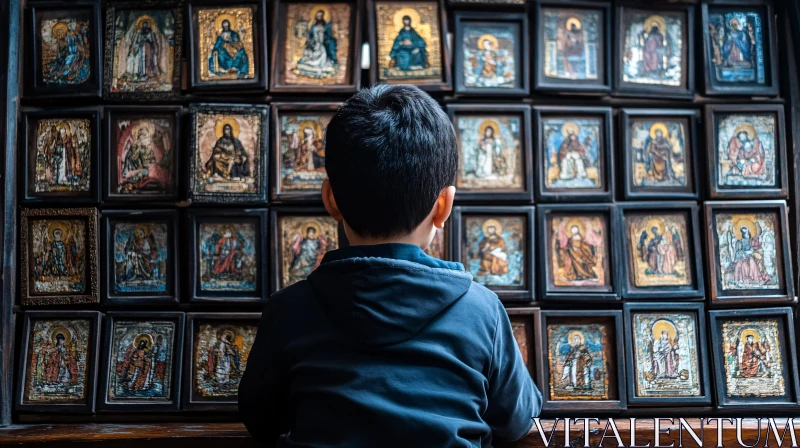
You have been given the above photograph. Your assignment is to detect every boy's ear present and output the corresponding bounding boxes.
[322,179,344,222]
[432,186,456,230]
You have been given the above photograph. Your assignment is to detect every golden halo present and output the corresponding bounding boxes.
[644,14,667,34]
[645,218,665,235]
[482,218,503,236]
[55,120,70,134]
[298,120,323,140]
[220,224,236,236]
[561,121,581,137]
[51,22,69,39]
[308,6,331,25]
[478,120,500,138]
[652,319,677,341]
[733,122,757,140]
[214,13,238,32]
[393,7,421,32]
[131,120,155,139]
[133,223,152,237]
[302,221,322,235]
[741,329,760,345]
[729,18,741,29]
[565,218,586,236]
[135,14,156,30]
[215,117,241,139]
[217,328,236,342]
[733,218,756,237]
[649,122,669,139]
[47,221,70,239]
[50,326,72,345]
[565,17,582,30]
[134,333,154,349]
[477,34,499,49]
[567,330,585,345]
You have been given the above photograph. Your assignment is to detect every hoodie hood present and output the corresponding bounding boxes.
[307,244,473,347]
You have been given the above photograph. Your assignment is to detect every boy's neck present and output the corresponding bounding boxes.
[343,222,432,250]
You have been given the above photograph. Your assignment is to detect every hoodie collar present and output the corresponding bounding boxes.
[320,243,464,271]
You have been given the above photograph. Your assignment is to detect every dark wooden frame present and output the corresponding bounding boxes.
[708,307,800,409]
[615,201,705,300]
[534,0,611,94]
[103,106,182,203]
[15,310,102,414]
[701,1,779,96]
[622,302,712,406]
[101,209,180,306]
[21,107,101,204]
[536,203,618,302]
[186,0,268,92]
[25,0,103,98]
[269,206,338,293]
[102,0,183,100]
[270,102,340,203]
[182,312,260,411]
[614,3,695,99]
[186,208,268,304]
[270,0,362,93]
[451,205,535,301]
[536,309,626,412]
[446,104,533,203]
[20,207,99,306]
[704,104,788,199]
[188,103,269,205]
[506,307,538,380]
[619,108,699,200]
[97,311,185,412]
[453,11,529,96]
[367,0,452,92]
[534,106,614,203]
[704,200,794,306]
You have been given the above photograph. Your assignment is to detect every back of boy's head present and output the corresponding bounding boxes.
[325,84,457,238]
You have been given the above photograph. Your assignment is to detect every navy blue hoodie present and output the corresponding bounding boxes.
[239,243,541,447]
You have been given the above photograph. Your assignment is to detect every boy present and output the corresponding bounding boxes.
[239,85,542,447]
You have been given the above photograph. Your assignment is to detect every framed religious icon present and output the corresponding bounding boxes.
[103,0,183,100]
[189,104,269,204]
[615,4,694,98]
[271,207,340,292]
[101,210,179,306]
[536,310,625,412]
[620,109,698,200]
[535,1,611,94]
[104,107,181,203]
[271,0,362,93]
[452,206,535,301]
[25,0,102,98]
[368,0,452,91]
[534,106,614,203]
[16,311,102,414]
[186,0,268,92]
[22,108,101,204]
[183,313,260,411]
[701,2,778,96]
[20,207,99,306]
[623,303,712,406]
[705,104,787,199]
[446,104,532,203]
[506,308,538,380]
[709,307,800,409]
[97,311,185,412]
[616,202,704,300]
[187,209,268,304]
[271,103,340,202]
[537,204,617,302]
[453,12,529,96]
[704,201,794,306]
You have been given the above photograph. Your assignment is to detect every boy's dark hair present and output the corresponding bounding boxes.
[325,85,457,238]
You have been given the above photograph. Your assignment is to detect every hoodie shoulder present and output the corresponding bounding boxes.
[268,280,315,311]
[449,281,507,329]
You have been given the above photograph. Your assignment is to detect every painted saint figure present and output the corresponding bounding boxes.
[389,15,429,71]
[561,333,592,389]
[477,220,508,276]
[47,125,82,187]
[739,333,771,378]
[117,336,155,392]
[122,225,158,283]
[125,20,161,82]
[640,18,666,76]
[295,10,338,78]
[474,124,504,178]
[651,329,679,379]
[558,224,597,282]
[210,225,244,277]
[725,221,771,286]
[722,18,753,67]
[638,222,682,277]
[205,123,250,180]
[290,125,326,172]
[644,124,674,183]
[209,19,249,78]
[727,124,765,179]
[557,124,589,181]
[120,127,165,192]
[562,18,584,78]
[289,225,328,280]
[472,37,503,85]
[34,332,79,388]
[208,331,241,384]
[45,21,90,85]
[42,228,77,278]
